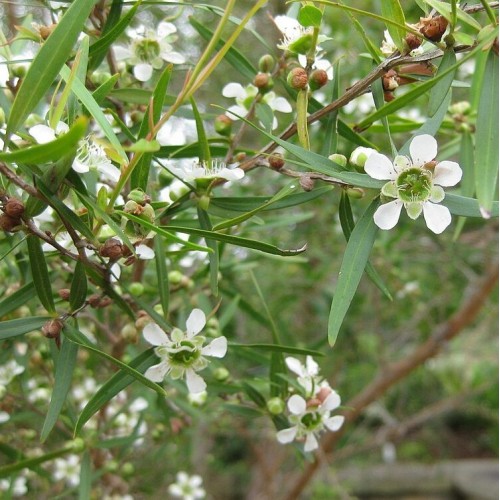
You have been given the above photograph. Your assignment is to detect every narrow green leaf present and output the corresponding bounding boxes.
[0,117,87,165]
[59,65,127,162]
[40,338,79,441]
[428,49,456,116]
[91,73,120,105]
[339,193,392,300]
[0,317,49,340]
[454,132,475,238]
[474,49,499,217]
[26,235,55,314]
[443,193,498,217]
[70,261,87,311]
[198,208,219,296]
[66,36,90,125]
[230,343,324,357]
[191,97,211,163]
[372,76,396,155]
[381,0,407,52]
[78,451,92,500]
[154,236,169,319]
[321,60,341,155]
[0,282,36,318]
[74,347,163,435]
[132,64,173,190]
[162,224,307,257]
[328,198,380,346]
[5,0,97,139]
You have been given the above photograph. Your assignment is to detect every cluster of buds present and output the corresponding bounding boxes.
[122,189,155,240]
[254,54,276,93]
[0,197,24,233]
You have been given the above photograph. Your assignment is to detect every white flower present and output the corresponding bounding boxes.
[53,454,80,487]
[135,243,155,260]
[0,411,9,424]
[285,356,323,396]
[276,393,344,452]
[222,82,292,130]
[169,158,244,183]
[168,471,205,499]
[365,135,462,234]
[157,116,196,146]
[115,21,185,82]
[0,475,28,497]
[73,137,119,182]
[0,360,25,389]
[349,146,377,169]
[143,309,228,394]
[28,121,69,144]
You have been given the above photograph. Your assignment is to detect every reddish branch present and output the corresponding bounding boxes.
[285,262,499,500]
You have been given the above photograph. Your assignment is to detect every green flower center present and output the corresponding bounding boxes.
[301,411,322,429]
[134,39,160,62]
[396,167,432,202]
[168,341,200,366]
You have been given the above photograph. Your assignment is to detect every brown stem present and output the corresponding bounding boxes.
[285,262,498,500]
[0,162,40,198]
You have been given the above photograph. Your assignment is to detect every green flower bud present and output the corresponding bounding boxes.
[258,54,275,73]
[214,114,233,137]
[129,282,145,296]
[67,437,85,453]
[121,324,138,343]
[349,147,377,171]
[213,367,230,381]
[158,169,174,187]
[168,270,184,285]
[153,304,164,316]
[127,188,151,205]
[121,463,135,476]
[197,194,211,211]
[328,153,347,168]
[267,397,285,415]
[169,184,190,202]
[346,187,365,199]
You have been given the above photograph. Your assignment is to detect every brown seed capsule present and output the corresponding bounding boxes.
[99,238,123,260]
[88,294,102,308]
[405,33,422,52]
[384,90,395,102]
[419,15,448,42]
[4,198,25,218]
[234,152,247,163]
[0,213,21,232]
[42,319,63,339]
[287,67,308,90]
[253,72,274,92]
[299,176,315,192]
[308,69,329,91]
[268,153,285,170]
[38,23,57,40]
[382,69,400,91]
[58,288,71,301]
[493,38,499,56]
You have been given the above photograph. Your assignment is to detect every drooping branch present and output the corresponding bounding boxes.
[284,262,499,500]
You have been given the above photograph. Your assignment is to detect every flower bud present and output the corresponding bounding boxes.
[253,72,274,92]
[308,69,328,91]
[349,147,377,171]
[58,289,71,301]
[168,270,184,285]
[42,319,63,339]
[328,153,347,168]
[234,152,247,163]
[129,282,144,296]
[346,187,365,199]
[258,54,275,73]
[299,176,315,192]
[158,169,174,187]
[99,238,123,260]
[214,114,233,137]
[67,437,85,453]
[38,23,57,40]
[127,188,151,205]
[213,367,230,381]
[419,15,448,42]
[267,397,285,415]
[121,324,138,343]
[268,153,285,170]
[382,69,399,91]
[287,67,308,90]
[384,90,395,102]
[135,310,151,330]
[121,463,135,476]
[449,101,471,116]
[169,184,190,202]
[405,33,422,52]
[3,198,24,218]
[0,213,21,232]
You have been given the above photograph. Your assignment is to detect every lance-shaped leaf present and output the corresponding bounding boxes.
[0,282,36,318]
[381,1,407,53]
[328,199,380,346]
[428,49,456,117]
[5,0,97,139]
[26,235,55,314]
[0,317,50,340]
[444,193,499,218]
[474,49,499,217]
[70,261,87,311]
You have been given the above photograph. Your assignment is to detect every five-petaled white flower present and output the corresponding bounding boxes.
[73,137,119,182]
[276,393,344,452]
[222,82,292,130]
[168,471,206,499]
[143,309,227,394]
[169,158,245,183]
[285,356,325,397]
[115,21,185,82]
[365,135,462,234]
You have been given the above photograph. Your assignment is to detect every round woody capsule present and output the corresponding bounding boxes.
[42,319,63,339]
[0,213,21,232]
[4,198,25,218]
[405,33,422,51]
[268,153,285,170]
[99,238,123,259]
[58,288,71,301]
[308,69,328,91]
[419,15,448,42]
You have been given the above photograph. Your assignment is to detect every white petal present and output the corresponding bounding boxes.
[72,159,90,173]
[305,356,319,376]
[222,82,246,99]
[322,391,341,411]
[226,105,246,119]
[186,369,207,394]
[373,200,403,230]
[274,15,301,35]
[270,96,293,113]
[201,336,227,358]
[422,202,452,234]
[29,124,56,144]
[133,63,153,82]
[144,363,167,382]
[433,160,462,187]
[157,21,177,37]
[143,323,169,346]
[324,415,345,431]
[55,122,69,135]
[288,394,307,415]
[113,45,131,61]
[185,309,206,337]
[220,167,245,181]
[276,426,298,444]
[285,357,304,376]
[409,134,437,166]
[304,433,319,452]
[135,244,155,260]
[163,52,186,64]
[364,153,398,180]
